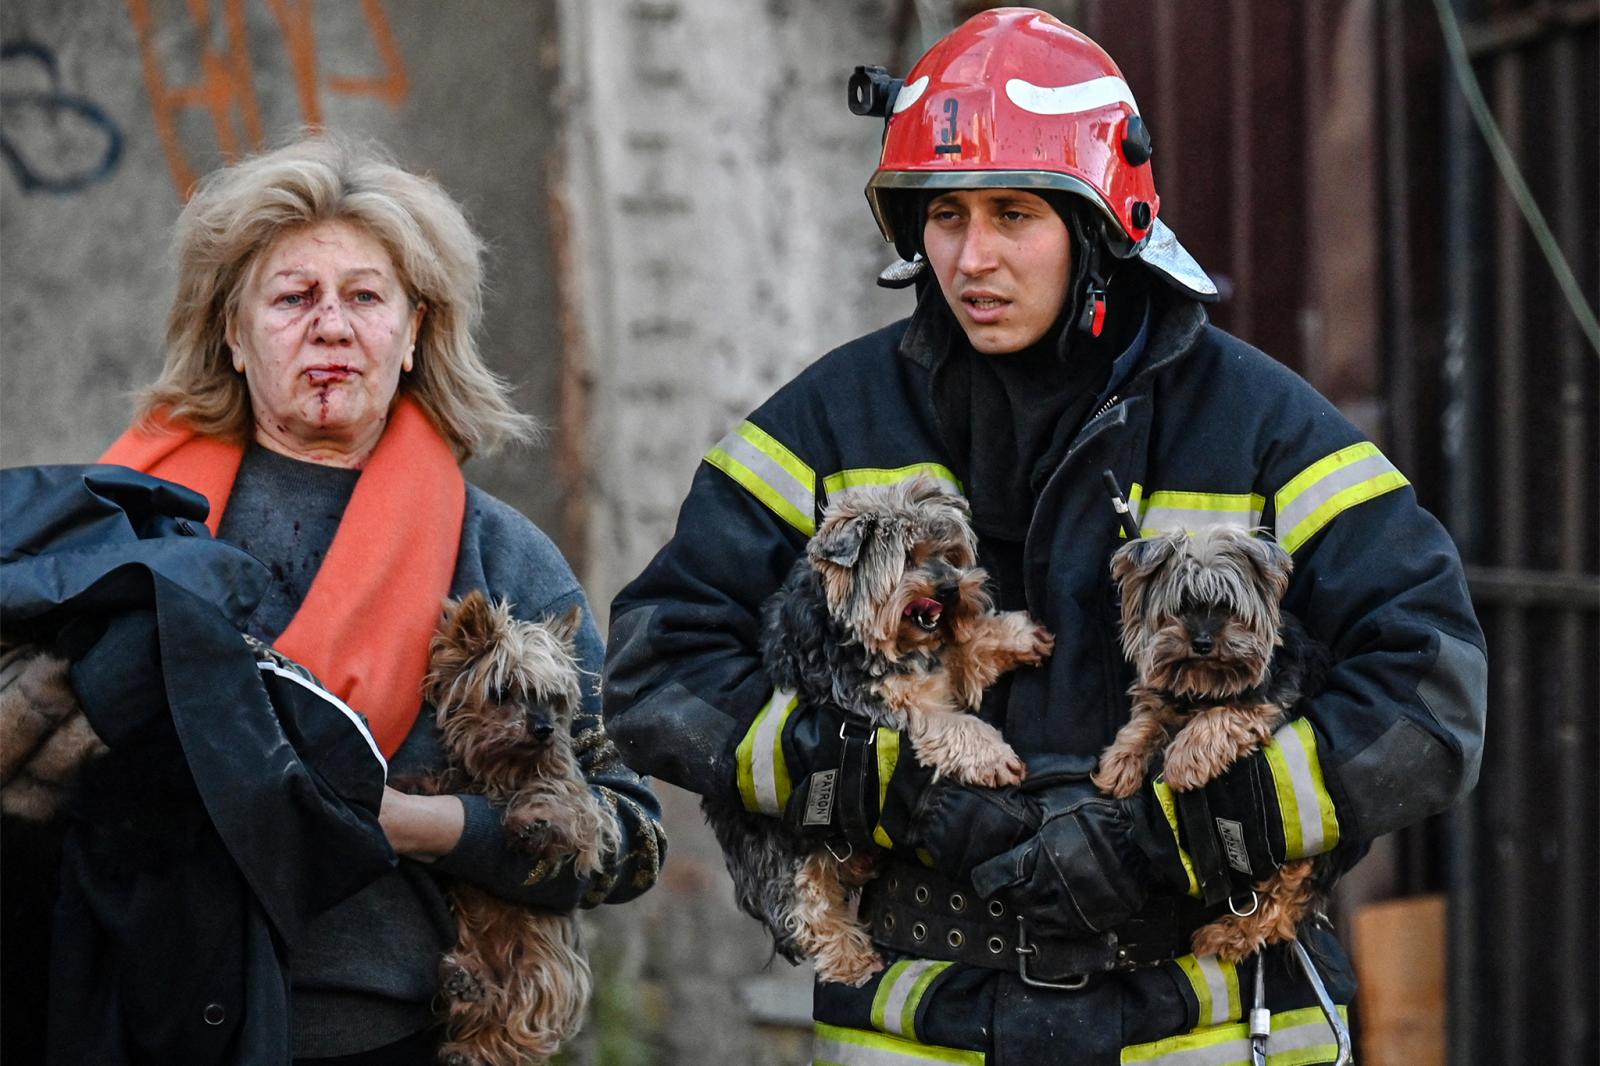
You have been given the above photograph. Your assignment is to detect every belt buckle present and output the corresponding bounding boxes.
[1014,917,1090,991]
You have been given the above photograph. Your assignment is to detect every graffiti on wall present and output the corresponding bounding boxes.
[0,41,125,193]
[125,0,408,200]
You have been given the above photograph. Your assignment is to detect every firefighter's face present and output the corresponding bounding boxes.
[923,188,1072,355]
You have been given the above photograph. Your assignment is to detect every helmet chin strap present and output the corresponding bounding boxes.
[1068,209,1109,338]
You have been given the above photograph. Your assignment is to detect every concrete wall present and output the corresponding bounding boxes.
[557,2,913,1060]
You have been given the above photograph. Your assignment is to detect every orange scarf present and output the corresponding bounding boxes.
[100,396,466,757]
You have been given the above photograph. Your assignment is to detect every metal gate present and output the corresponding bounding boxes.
[1066,1,1599,1061]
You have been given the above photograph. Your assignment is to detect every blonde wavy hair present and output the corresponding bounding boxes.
[137,135,537,460]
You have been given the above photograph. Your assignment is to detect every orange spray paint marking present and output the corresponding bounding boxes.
[127,0,410,201]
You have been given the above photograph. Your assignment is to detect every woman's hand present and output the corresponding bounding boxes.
[378,786,465,861]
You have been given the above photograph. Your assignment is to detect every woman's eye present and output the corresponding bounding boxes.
[277,292,305,306]
[352,290,378,304]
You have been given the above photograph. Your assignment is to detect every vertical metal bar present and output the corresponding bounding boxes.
[1229,0,1254,341]
[1442,5,1489,1064]
[1382,0,1419,479]
[1546,30,1590,1066]
[1491,45,1530,1066]
[1153,0,1179,219]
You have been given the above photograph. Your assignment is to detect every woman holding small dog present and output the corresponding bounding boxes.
[95,137,665,1064]
[605,9,1484,1065]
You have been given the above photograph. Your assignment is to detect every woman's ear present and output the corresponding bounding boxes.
[225,323,245,373]
[404,303,426,373]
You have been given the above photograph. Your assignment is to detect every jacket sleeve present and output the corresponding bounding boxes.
[431,586,667,910]
[1174,405,1488,883]
[604,416,817,807]
[1255,431,1487,857]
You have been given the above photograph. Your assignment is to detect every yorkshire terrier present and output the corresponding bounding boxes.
[704,477,1053,986]
[1093,524,1330,962]
[402,591,619,1066]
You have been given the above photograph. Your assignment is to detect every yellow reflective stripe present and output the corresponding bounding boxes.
[1274,442,1408,554]
[1137,489,1266,537]
[1119,482,1147,539]
[814,1022,985,1066]
[1120,1006,1350,1065]
[869,959,952,1040]
[1175,955,1241,1028]
[1152,779,1202,898]
[735,688,799,815]
[1262,719,1340,859]
[705,421,817,536]
[872,726,901,849]
[823,463,964,500]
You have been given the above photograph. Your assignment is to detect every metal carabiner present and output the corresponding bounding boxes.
[823,838,854,864]
[1229,890,1261,917]
[1013,917,1090,991]
[1290,939,1353,1066]
[1249,952,1270,1066]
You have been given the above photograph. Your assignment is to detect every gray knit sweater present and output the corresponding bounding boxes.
[218,445,665,1057]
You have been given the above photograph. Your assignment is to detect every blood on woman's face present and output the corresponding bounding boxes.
[228,219,423,467]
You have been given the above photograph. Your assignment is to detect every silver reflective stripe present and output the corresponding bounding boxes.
[813,1023,984,1066]
[1274,447,1403,550]
[1193,956,1234,1027]
[874,959,944,1037]
[705,422,817,536]
[747,688,795,816]
[1136,491,1264,536]
[1267,719,1337,857]
[1119,1006,1347,1065]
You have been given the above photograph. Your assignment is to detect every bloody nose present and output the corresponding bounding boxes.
[1190,634,1215,655]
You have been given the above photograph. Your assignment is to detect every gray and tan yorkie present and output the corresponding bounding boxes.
[1093,524,1330,962]
[704,477,1054,986]
[403,591,618,1066]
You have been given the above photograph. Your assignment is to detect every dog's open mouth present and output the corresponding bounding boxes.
[904,597,944,632]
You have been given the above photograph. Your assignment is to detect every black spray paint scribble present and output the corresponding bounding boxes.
[1,40,124,193]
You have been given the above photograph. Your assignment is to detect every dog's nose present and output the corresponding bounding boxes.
[935,583,960,608]
[528,713,556,743]
[1190,633,1215,655]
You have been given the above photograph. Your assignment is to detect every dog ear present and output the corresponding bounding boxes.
[810,513,872,569]
[1111,531,1182,586]
[440,589,498,650]
[1241,532,1294,601]
[547,604,585,649]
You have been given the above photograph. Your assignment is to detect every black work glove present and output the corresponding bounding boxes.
[775,702,938,848]
[965,774,1194,938]
[1170,749,1285,903]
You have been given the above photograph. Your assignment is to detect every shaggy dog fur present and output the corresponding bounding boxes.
[0,644,107,821]
[1093,525,1331,962]
[402,592,618,1066]
[704,477,1053,986]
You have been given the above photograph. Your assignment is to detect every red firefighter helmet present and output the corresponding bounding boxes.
[859,7,1215,300]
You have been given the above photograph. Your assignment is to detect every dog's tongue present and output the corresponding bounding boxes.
[904,597,943,623]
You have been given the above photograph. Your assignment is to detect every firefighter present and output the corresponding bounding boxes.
[603,9,1485,1064]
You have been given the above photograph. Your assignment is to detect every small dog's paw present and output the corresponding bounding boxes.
[979,747,1027,788]
[439,1045,484,1066]
[1159,740,1216,792]
[441,963,486,1003]
[509,817,553,854]
[1091,752,1146,798]
[1020,623,1055,664]
[1190,919,1264,964]
[816,936,884,988]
